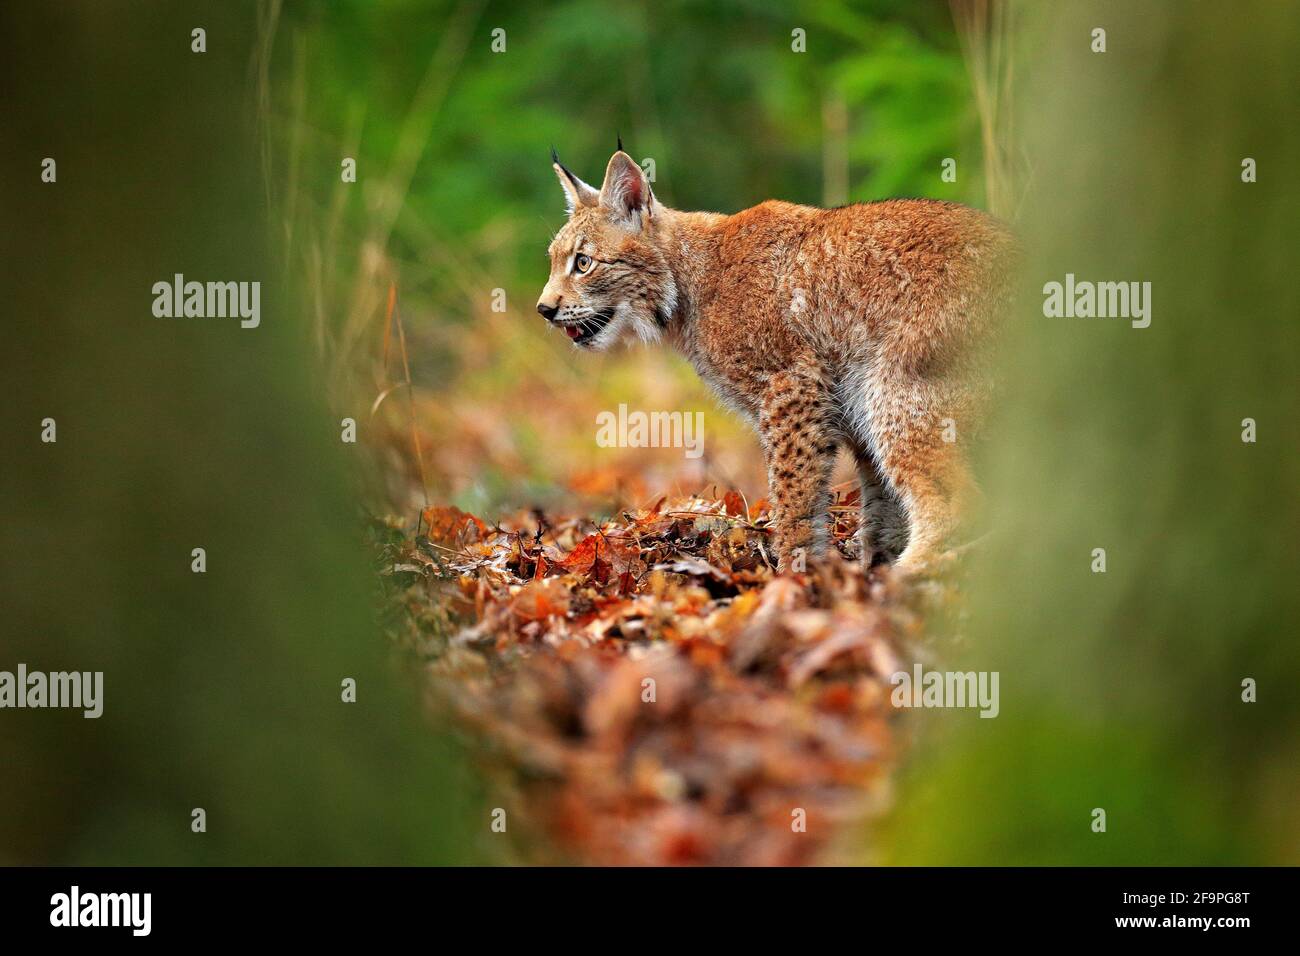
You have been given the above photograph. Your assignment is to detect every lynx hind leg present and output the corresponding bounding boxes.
[759,371,837,572]
[851,446,909,569]
[866,375,977,577]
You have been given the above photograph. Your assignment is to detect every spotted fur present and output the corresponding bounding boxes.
[538,150,1016,576]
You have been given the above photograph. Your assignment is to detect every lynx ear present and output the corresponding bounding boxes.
[551,147,597,215]
[599,150,653,229]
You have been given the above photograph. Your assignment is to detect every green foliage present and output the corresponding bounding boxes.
[282,0,978,328]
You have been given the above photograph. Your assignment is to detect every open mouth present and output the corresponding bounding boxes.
[559,309,613,346]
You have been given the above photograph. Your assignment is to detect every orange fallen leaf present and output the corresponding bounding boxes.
[560,533,643,578]
[509,578,571,621]
[422,505,488,545]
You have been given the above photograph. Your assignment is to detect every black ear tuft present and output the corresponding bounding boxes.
[551,146,581,187]
[617,133,624,153]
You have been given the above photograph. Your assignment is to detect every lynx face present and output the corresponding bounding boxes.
[537,150,676,350]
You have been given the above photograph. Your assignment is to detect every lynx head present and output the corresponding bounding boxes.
[537,147,677,350]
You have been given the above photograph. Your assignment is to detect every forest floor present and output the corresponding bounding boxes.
[374,488,937,865]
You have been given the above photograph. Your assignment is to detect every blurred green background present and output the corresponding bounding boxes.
[0,0,487,865]
[2,0,1295,864]
[886,1,1300,864]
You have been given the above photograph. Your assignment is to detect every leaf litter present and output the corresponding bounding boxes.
[375,489,928,865]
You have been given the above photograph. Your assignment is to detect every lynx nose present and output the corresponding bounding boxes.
[537,301,558,321]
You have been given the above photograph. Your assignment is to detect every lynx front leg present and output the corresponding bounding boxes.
[759,373,836,572]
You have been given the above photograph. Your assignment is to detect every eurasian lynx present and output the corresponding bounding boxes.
[538,148,1015,576]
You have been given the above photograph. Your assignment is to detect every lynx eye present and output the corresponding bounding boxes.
[574,253,593,274]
